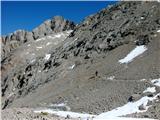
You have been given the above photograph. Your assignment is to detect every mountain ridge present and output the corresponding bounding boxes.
[1,16,75,62]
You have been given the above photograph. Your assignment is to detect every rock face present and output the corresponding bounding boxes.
[32,16,75,39]
[1,1,160,119]
[1,30,34,61]
[1,16,75,62]
[60,1,159,58]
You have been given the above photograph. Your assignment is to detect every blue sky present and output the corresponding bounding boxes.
[1,1,117,35]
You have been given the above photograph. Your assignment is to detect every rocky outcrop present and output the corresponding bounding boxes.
[32,16,75,39]
[1,30,34,62]
[1,16,75,62]
[59,1,160,58]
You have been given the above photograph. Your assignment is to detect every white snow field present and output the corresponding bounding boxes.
[34,78,160,120]
[35,30,72,43]
[34,93,159,120]
[34,107,157,120]
[119,45,147,64]
[34,109,96,119]
[94,93,159,119]
[143,87,156,93]
[94,118,156,120]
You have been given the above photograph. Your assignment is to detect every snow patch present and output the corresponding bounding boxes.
[140,79,147,82]
[143,87,156,93]
[46,42,51,46]
[95,93,159,119]
[27,44,31,46]
[36,46,43,49]
[36,38,45,42]
[107,76,115,80]
[47,36,55,39]
[30,59,36,63]
[50,103,66,107]
[34,109,95,119]
[68,64,75,69]
[66,30,73,34]
[94,118,156,120]
[151,78,160,87]
[35,30,71,42]
[157,29,160,33]
[34,93,160,120]
[44,54,51,60]
[119,45,147,64]
[55,34,62,38]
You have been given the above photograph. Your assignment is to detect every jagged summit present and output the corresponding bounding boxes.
[33,15,75,39]
[1,16,75,61]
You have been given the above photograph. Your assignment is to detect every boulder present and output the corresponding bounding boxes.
[51,16,75,32]
[135,35,150,45]
[138,104,146,110]
[128,94,141,102]
[25,32,34,41]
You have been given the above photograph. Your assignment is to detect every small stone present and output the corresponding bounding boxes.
[156,95,160,99]
[135,35,149,45]
[143,115,149,118]
[128,94,141,102]
[17,111,21,114]
[65,114,71,119]
[84,54,90,59]
[146,100,153,106]
[139,104,146,110]
[147,93,154,97]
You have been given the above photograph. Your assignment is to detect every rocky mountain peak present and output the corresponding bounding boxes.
[1,16,75,62]
[51,15,75,33]
[32,16,75,39]
[52,15,64,21]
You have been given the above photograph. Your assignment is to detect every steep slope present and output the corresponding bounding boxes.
[1,1,160,119]
[58,1,160,80]
[1,30,73,109]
